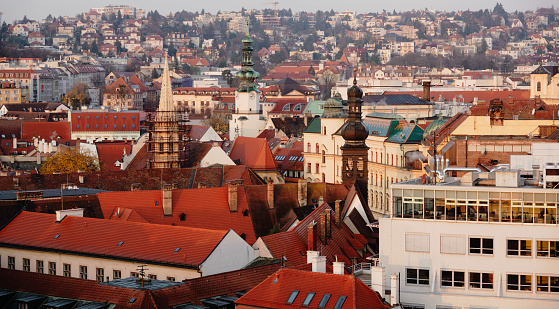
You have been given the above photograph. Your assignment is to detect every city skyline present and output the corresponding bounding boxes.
[3,0,557,24]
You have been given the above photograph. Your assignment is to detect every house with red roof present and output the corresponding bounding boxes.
[69,109,140,141]
[229,136,280,182]
[27,31,45,45]
[236,268,390,309]
[102,77,144,110]
[0,211,258,280]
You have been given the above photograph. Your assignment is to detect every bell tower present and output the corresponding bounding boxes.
[341,70,369,186]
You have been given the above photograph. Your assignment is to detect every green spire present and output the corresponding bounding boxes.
[235,17,260,93]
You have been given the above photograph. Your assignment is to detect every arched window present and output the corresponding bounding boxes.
[322,150,326,164]
[380,153,383,164]
[322,173,326,182]
[537,81,541,92]
[307,143,311,152]
[316,143,319,153]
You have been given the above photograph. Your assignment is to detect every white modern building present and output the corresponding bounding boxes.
[378,169,559,309]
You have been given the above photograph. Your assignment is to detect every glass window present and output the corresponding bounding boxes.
[536,240,558,257]
[507,239,532,256]
[23,258,30,272]
[537,275,559,292]
[80,265,87,279]
[507,274,532,291]
[8,256,15,269]
[469,272,493,289]
[96,268,104,282]
[36,260,43,274]
[469,237,493,255]
[302,292,315,306]
[63,263,71,277]
[406,268,430,285]
[286,291,299,304]
[317,294,331,308]
[113,270,121,279]
[441,270,465,287]
[333,296,347,309]
[48,262,56,275]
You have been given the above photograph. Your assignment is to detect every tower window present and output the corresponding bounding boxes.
[537,81,541,92]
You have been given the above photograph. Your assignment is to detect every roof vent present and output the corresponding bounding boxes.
[54,234,60,239]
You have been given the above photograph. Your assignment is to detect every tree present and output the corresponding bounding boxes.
[63,83,91,110]
[222,69,234,86]
[90,40,99,55]
[40,148,100,174]
[202,113,229,134]
[152,68,160,79]
[308,65,315,76]
[318,69,337,100]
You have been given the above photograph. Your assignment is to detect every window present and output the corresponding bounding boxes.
[96,268,104,282]
[315,163,319,174]
[307,163,311,173]
[321,150,325,164]
[441,235,466,254]
[441,270,465,287]
[315,143,319,153]
[406,268,429,285]
[113,270,121,279]
[508,239,532,256]
[405,233,429,252]
[507,274,532,291]
[8,256,15,269]
[469,237,493,255]
[537,275,559,292]
[333,296,347,309]
[302,292,315,306]
[80,266,88,279]
[167,276,175,282]
[286,291,299,304]
[36,260,43,273]
[537,81,541,92]
[317,294,331,308]
[148,274,157,280]
[469,272,493,289]
[130,271,139,278]
[537,240,558,257]
[63,263,71,277]
[23,258,30,272]
[49,262,56,275]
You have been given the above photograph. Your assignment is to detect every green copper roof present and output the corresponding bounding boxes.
[303,99,325,116]
[387,123,424,143]
[304,117,321,133]
[422,116,447,139]
[362,118,399,137]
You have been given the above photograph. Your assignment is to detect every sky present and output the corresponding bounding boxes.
[1,0,557,25]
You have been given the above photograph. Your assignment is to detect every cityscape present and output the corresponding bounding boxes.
[0,2,558,309]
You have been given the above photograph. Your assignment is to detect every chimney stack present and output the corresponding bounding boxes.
[312,256,327,273]
[12,136,17,150]
[333,260,345,275]
[325,209,332,239]
[267,179,274,210]
[390,274,400,306]
[307,222,317,251]
[56,208,84,222]
[162,184,173,216]
[422,81,431,102]
[307,250,319,264]
[227,179,244,212]
[298,179,308,207]
[335,200,343,228]
[198,182,212,188]
[319,213,327,245]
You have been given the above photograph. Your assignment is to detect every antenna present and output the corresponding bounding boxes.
[136,264,149,288]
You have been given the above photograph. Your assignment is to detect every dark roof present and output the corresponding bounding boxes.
[270,118,311,137]
[362,94,432,106]
[275,77,303,96]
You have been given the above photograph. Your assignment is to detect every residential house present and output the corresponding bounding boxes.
[69,109,141,141]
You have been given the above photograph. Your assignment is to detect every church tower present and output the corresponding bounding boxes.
[229,19,266,139]
[341,70,369,186]
[148,57,181,168]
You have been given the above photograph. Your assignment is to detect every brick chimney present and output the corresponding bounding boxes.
[335,200,343,228]
[422,81,431,102]
[198,182,212,188]
[319,213,327,245]
[227,179,244,212]
[267,179,274,210]
[307,222,317,251]
[298,179,308,207]
[325,209,332,239]
[162,184,173,216]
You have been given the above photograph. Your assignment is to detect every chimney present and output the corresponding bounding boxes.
[298,179,307,207]
[319,213,327,245]
[390,274,400,306]
[333,260,345,275]
[370,259,386,299]
[307,250,319,264]
[198,182,212,188]
[422,81,431,102]
[508,95,514,104]
[307,222,317,251]
[56,208,84,222]
[325,210,331,239]
[335,200,343,228]
[267,179,275,209]
[312,256,327,273]
[12,136,17,150]
[131,183,141,191]
[162,184,173,216]
[227,179,243,212]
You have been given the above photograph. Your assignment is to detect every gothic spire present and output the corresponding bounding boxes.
[156,56,177,120]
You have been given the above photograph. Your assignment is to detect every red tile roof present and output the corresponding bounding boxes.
[96,141,133,171]
[0,211,231,267]
[71,111,140,132]
[22,121,71,141]
[98,187,258,244]
[236,268,389,309]
[229,137,277,171]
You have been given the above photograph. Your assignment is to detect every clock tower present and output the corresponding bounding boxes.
[341,70,369,186]
[230,19,266,139]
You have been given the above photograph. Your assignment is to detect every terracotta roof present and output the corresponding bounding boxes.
[236,268,389,309]
[22,121,71,141]
[382,89,530,104]
[96,141,133,171]
[229,137,277,171]
[0,211,231,267]
[97,187,258,244]
[71,111,140,132]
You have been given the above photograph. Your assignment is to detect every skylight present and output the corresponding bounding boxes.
[317,294,331,308]
[302,292,315,306]
[333,296,347,309]
[117,241,124,246]
[174,247,181,253]
[54,234,60,239]
[286,291,299,304]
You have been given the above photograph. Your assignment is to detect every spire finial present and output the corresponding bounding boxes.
[353,68,357,86]
[245,17,250,39]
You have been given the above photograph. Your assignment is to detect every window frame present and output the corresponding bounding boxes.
[79,265,88,279]
[63,263,71,277]
[536,240,558,258]
[507,273,532,291]
[536,275,559,293]
[469,271,494,290]
[48,262,56,275]
[406,268,430,286]
[507,239,532,257]
[96,268,105,282]
[441,270,465,288]
[22,258,30,272]
[8,256,15,269]
[36,260,44,274]
[469,237,494,255]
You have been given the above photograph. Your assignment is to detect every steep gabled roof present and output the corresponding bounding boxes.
[0,211,230,267]
[229,137,277,171]
[236,268,389,309]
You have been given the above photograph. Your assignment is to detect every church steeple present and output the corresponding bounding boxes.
[341,70,369,185]
[235,18,260,93]
[156,56,177,120]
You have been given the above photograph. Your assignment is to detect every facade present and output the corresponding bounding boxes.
[69,109,140,141]
[530,65,559,105]
[379,170,559,309]
[0,82,23,104]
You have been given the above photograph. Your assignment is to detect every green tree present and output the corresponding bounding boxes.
[63,83,91,110]
[151,68,160,79]
[41,148,100,174]
[90,40,99,55]
[202,113,229,134]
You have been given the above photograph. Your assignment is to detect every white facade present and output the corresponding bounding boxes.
[379,178,559,309]
[229,90,266,139]
[199,145,235,167]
